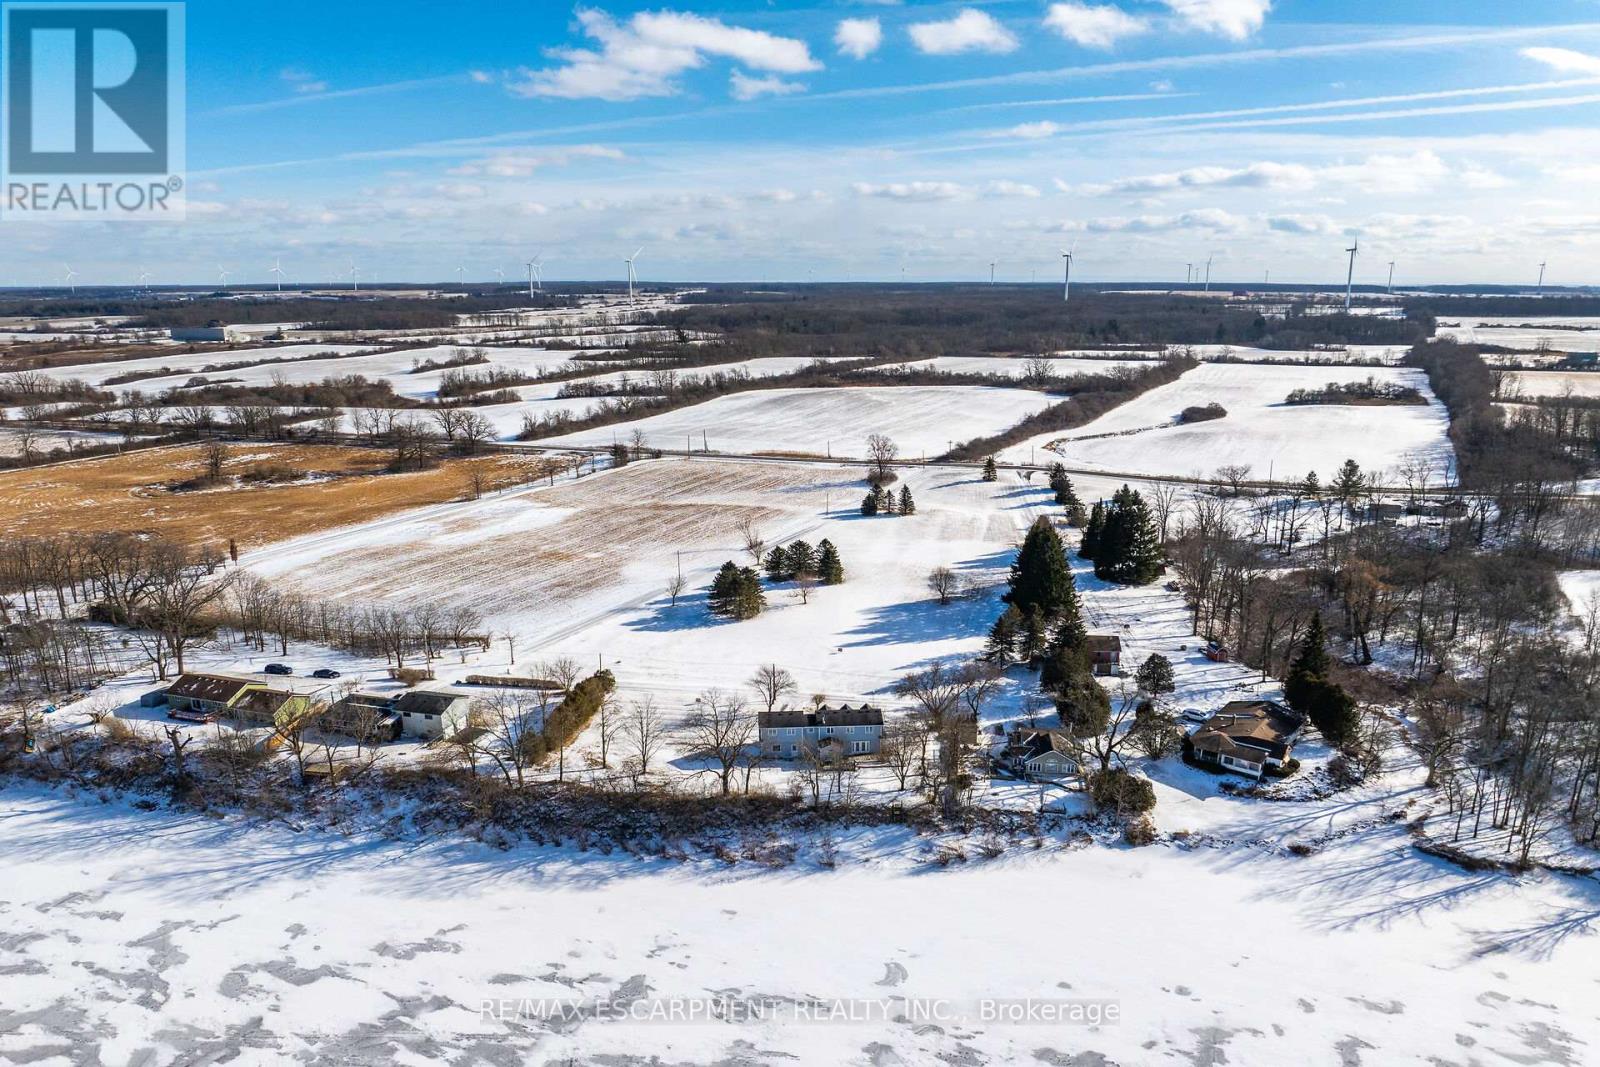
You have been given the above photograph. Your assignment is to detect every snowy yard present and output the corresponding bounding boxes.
[1502,370,1600,400]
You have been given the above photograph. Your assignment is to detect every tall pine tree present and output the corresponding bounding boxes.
[1006,517,1077,619]
[899,485,916,515]
[1080,502,1106,560]
[816,540,845,585]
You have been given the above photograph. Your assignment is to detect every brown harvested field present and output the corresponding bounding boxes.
[245,459,857,619]
[0,443,557,549]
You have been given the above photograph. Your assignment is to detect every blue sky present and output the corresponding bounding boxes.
[9,0,1600,286]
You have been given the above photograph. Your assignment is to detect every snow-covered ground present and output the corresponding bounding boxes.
[1172,344,1414,365]
[1,767,1594,1066]
[543,386,1057,459]
[0,425,126,457]
[1502,370,1600,400]
[29,343,382,388]
[1437,316,1600,353]
[1001,362,1453,483]
[241,458,1080,710]
[874,356,1152,377]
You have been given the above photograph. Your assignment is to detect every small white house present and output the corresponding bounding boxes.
[393,689,472,740]
[998,728,1082,782]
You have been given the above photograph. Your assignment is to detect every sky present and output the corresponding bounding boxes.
[6,0,1600,288]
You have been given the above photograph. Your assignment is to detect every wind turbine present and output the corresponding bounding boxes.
[494,266,506,288]
[1537,261,1548,295]
[1387,261,1396,295]
[270,258,287,292]
[989,259,997,287]
[527,253,544,296]
[455,265,466,290]
[1203,254,1214,293]
[1060,245,1075,304]
[1186,263,1193,285]
[217,265,231,290]
[625,247,643,301]
[1343,238,1359,312]
[137,268,152,291]
[347,260,361,292]
[63,266,78,295]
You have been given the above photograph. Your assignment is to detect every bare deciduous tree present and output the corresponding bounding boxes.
[684,689,754,795]
[749,663,797,714]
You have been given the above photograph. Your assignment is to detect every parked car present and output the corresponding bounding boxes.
[1164,580,1183,593]
[312,668,342,679]
[264,663,294,676]
[1180,707,1209,724]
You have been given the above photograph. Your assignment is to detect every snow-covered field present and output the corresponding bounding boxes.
[1173,344,1414,365]
[1003,363,1453,483]
[0,425,125,457]
[1502,370,1600,400]
[242,459,1076,708]
[546,386,1057,459]
[1437,316,1600,353]
[30,343,381,388]
[876,356,1152,377]
[2,753,1594,1065]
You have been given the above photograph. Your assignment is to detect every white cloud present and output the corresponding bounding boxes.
[908,9,1018,56]
[1091,161,1316,194]
[1084,208,1246,232]
[1267,214,1337,235]
[853,181,969,201]
[1522,47,1600,76]
[835,18,883,60]
[448,145,626,178]
[730,71,806,100]
[985,181,1042,198]
[1161,0,1271,41]
[512,8,820,101]
[1007,121,1063,139]
[280,68,327,94]
[1043,4,1148,50]
[1081,152,1483,199]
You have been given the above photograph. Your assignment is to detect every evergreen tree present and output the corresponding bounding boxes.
[982,456,998,482]
[787,540,816,577]
[1135,653,1176,697]
[816,540,845,585]
[1018,607,1050,663]
[1039,637,1089,694]
[881,484,897,515]
[1284,612,1331,712]
[1300,470,1321,499]
[1006,517,1076,620]
[708,562,742,618]
[860,491,879,516]
[728,566,767,620]
[763,545,791,582]
[985,605,1023,662]
[898,485,916,515]
[1093,486,1163,585]
[1049,465,1082,509]
[1055,674,1111,737]
[1304,678,1360,747]
[1066,502,1089,528]
[1081,501,1106,559]
[1333,459,1365,506]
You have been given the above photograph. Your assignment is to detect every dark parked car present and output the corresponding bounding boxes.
[312,668,342,679]
[264,663,294,676]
